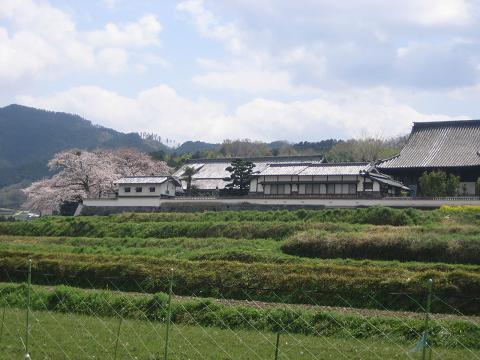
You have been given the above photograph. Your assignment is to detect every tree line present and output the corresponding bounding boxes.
[152,135,407,168]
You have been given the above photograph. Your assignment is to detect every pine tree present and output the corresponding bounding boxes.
[223,159,254,196]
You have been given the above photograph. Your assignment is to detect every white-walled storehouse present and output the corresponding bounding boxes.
[81,176,180,210]
[116,177,180,198]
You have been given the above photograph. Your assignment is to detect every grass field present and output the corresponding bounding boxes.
[0,207,479,358]
[1,308,479,359]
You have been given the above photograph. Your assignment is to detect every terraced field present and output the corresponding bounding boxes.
[0,206,479,358]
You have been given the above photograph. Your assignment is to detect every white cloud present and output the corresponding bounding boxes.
[86,15,162,48]
[181,0,479,93]
[179,0,321,94]
[0,0,164,82]
[97,48,129,74]
[407,0,470,26]
[193,68,293,93]
[16,85,463,143]
[177,0,246,54]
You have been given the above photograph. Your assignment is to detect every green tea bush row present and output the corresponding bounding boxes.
[107,207,431,226]
[282,230,480,264]
[1,250,479,314]
[1,283,477,349]
[0,221,298,239]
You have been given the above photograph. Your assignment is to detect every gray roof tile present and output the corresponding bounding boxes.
[379,120,480,168]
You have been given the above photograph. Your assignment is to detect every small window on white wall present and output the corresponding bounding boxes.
[364,182,373,190]
[124,187,131,193]
[149,187,156,192]
[135,187,143,193]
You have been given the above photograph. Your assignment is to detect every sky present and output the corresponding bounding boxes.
[1,0,479,143]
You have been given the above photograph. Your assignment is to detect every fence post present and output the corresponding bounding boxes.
[274,332,281,360]
[24,258,32,359]
[163,268,174,360]
[0,306,5,343]
[113,316,123,360]
[422,279,433,360]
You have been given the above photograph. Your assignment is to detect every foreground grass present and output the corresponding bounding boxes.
[1,308,478,359]
[1,282,478,349]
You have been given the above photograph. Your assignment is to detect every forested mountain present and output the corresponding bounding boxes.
[0,104,169,188]
[175,141,220,154]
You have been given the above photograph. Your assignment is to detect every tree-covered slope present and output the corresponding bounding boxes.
[0,104,168,188]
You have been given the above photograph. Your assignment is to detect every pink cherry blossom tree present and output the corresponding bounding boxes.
[23,148,171,214]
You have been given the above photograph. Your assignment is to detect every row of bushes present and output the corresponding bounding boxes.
[0,220,299,240]
[1,283,478,349]
[1,250,479,314]
[109,207,431,226]
[282,230,480,264]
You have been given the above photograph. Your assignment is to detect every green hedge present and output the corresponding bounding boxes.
[0,220,298,240]
[0,283,477,349]
[1,250,479,314]
[282,230,480,264]
[113,207,428,225]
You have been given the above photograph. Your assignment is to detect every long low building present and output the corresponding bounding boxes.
[174,155,326,195]
[249,162,409,197]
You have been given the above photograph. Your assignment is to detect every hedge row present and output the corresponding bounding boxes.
[282,230,480,264]
[105,207,431,226]
[1,250,479,314]
[1,283,478,349]
[0,221,299,240]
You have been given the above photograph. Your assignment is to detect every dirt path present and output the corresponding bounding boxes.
[173,294,480,324]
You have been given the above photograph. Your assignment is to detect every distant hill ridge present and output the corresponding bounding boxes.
[0,104,169,188]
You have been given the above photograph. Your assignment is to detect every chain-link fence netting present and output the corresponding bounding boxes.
[0,260,479,359]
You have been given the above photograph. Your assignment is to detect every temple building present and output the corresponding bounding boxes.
[378,120,480,195]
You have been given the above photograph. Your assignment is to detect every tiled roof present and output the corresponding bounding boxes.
[173,155,325,190]
[369,174,410,190]
[185,155,325,164]
[115,176,170,184]
[258,165,309,176]
[298,163,372,176]
[190,179,229,190]
[256,163,371,176]
[379,120,480,169]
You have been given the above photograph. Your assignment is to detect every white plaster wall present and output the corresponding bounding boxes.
[459,182,476,195]
[299,184,305,194]
[119,182,174,197]
[84,197,160,207]
[264,184,271,195]
[250,178,258,192]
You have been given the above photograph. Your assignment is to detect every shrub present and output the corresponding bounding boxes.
[281,230,480,264]
[419,171,460,197]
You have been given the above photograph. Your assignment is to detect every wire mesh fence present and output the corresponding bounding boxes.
[0,259,479,359]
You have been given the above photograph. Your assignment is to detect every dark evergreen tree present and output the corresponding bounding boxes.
[223,159,254,196]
